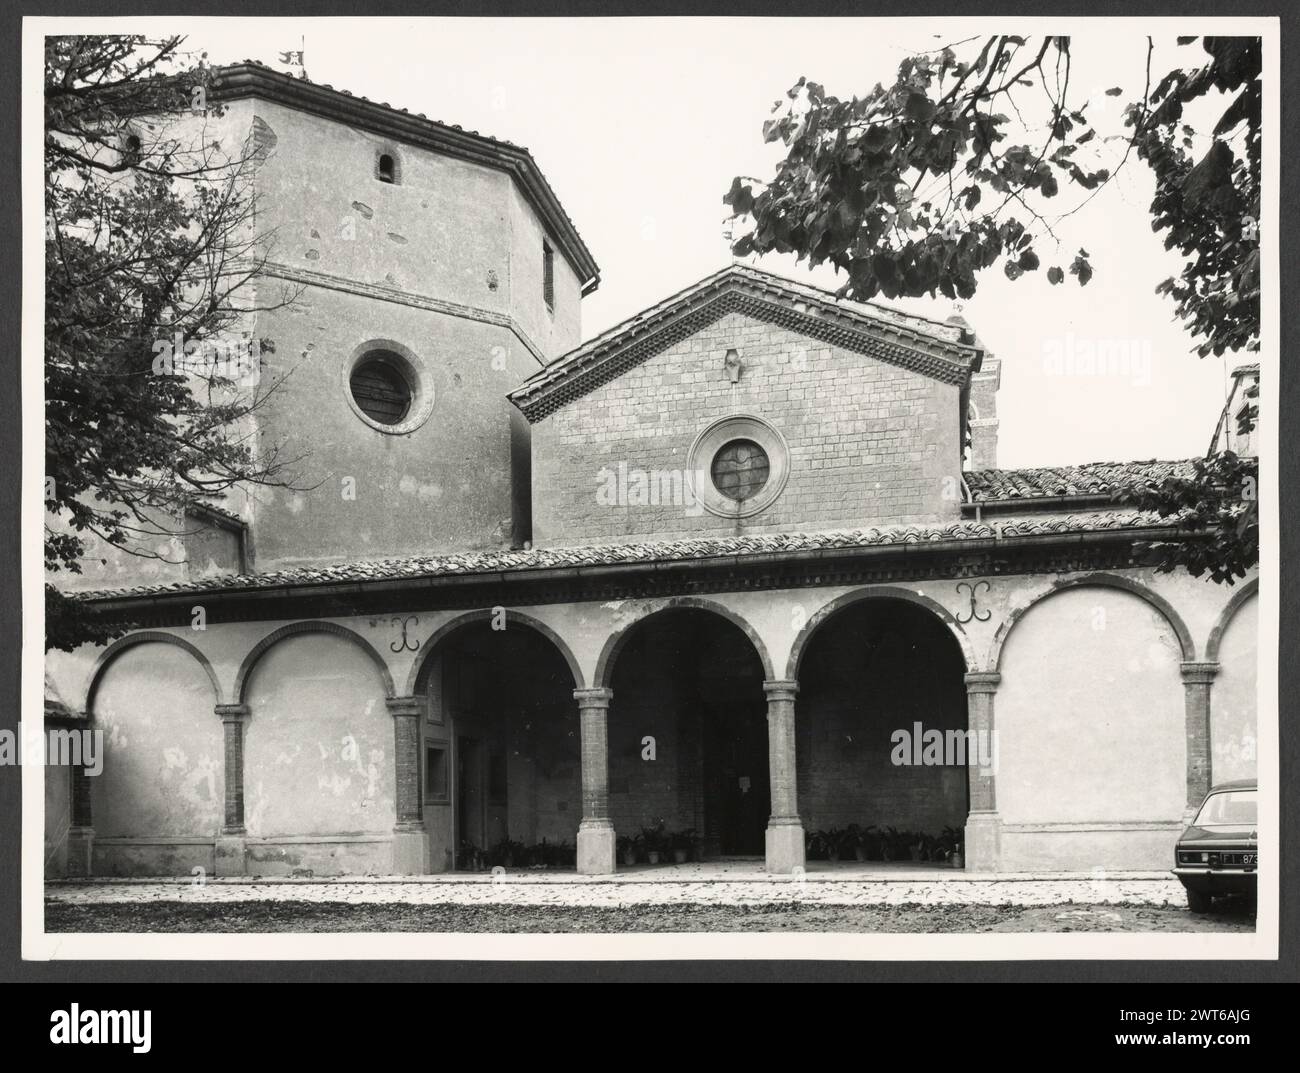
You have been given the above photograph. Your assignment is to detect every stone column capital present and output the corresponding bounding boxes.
[574,687,614,709]
[386,695,423,718]
[1180,661,1220,684]
[762,679,799,701]
[215,703,250,723]
[964,671,1002,694]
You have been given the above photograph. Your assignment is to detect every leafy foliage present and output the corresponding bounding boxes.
[1120,452,1258,585]
[726,36,1262,581]
[44,35,304,650]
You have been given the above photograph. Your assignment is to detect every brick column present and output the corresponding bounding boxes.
[1180,662,1219,816]
[388,696,428,874]
[762,679,804,873]
[963,672,1002,872]
[66,742,95,877]
[575,687,616,874]
[214,703,250,876]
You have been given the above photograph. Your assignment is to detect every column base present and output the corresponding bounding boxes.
[577,820,616,875]
[392,823,429,875]
[66,826,94,878]
[964,812,1002,872]
[214,833,247,877]
[765,820,806,874]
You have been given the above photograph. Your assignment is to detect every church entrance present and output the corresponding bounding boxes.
[703,699,770,855]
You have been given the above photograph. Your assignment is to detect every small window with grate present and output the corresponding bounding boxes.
[377,152,398,184]
[349,352,412,425]
[543,240,555,311]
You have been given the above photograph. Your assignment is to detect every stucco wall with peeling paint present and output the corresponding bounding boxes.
[244,632,394,838]
[90,643,223,839]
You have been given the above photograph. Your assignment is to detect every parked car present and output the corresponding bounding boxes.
[1172,779,1257,913]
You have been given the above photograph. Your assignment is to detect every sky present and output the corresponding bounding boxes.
[156,17,1245,469]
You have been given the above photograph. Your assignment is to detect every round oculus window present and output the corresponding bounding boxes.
[711,439,771,502]
[687,414,789,518]
[349,352,412,426]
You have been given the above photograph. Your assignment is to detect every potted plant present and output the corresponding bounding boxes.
[846,824,874,862]
[490,838,526,869]
[943,826,964,868]
[806,829,830,861]
[616,833,640,867]
[668,828,698,864]
[824,827,845,862]
[457,839,485,872]
[640,821,667,865]
[907,831,926,862]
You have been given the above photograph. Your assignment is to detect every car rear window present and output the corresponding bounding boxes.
[1194,789,1257,826]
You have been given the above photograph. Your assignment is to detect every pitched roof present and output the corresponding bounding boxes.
[508,264,984,422]
[209,62,599,292]
[965,459,1196,503]
[77,510,1173,603]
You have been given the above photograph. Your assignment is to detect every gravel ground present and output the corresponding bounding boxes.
[45,876,1191,908]
[44,899,1256,933]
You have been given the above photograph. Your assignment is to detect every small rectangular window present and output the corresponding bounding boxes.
[424,744,449,805]
[543,240,555,311]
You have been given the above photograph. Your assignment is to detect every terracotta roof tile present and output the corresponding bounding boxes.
[77,510,1174,602]
[965,460,1196,503]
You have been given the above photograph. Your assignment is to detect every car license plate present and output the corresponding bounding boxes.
[1242,853,1257,866]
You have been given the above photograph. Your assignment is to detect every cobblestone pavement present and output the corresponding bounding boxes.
[47,872,1189,909]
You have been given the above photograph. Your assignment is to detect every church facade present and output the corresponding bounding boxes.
[44,65,1259,880]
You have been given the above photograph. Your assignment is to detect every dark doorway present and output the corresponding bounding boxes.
[704,700,770,855]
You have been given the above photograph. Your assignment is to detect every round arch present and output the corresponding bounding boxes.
[785,586,975,680]
[235,621,395,703]
[84,630,222,712]
[405,609,584,695]
[1205,576,1259,663]
[594,597,775,689]
[989,572,1196,672]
